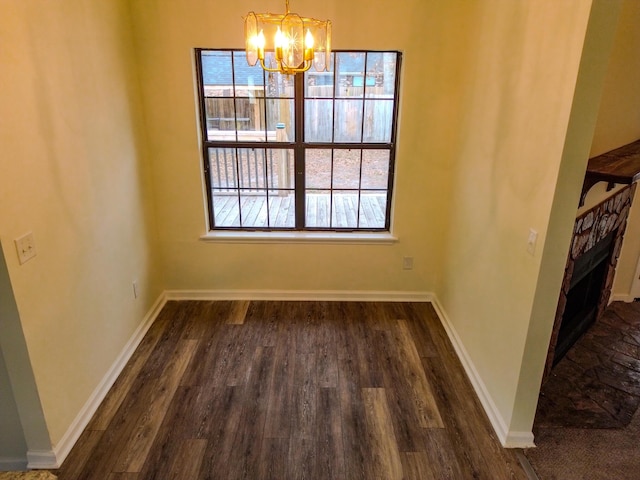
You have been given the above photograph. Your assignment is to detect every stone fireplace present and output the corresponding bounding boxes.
[543,183,636,381]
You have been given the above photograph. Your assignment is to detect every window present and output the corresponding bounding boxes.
[195,49,401,232]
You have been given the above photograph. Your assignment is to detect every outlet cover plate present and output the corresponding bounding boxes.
[15,232,37,265]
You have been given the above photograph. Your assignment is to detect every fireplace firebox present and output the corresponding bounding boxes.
[553,230,615,365]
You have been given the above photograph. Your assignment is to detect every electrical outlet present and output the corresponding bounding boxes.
[527,229,538,256]
[403,256,414,270]
[15,232,37,265]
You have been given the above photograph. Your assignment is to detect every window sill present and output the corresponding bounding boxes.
[199,231,398,245]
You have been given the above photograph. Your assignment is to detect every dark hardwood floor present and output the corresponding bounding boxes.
[54,301,527,479]
[536,301,640,429]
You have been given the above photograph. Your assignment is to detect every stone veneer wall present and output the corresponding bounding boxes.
[543,183,637,382]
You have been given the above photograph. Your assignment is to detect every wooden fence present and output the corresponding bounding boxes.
[204,85,394,143]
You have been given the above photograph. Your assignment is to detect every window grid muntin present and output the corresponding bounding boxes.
[304,145,392,229]
[208,147,295,228]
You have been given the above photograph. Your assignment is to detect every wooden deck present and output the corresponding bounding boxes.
[212,192,387,229]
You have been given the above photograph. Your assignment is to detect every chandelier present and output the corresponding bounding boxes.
[244,0,332,75]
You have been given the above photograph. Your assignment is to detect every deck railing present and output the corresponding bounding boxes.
[210,147,276,192]
[208,128,292,193]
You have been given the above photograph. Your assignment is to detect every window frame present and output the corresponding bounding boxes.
[195,48,402,233]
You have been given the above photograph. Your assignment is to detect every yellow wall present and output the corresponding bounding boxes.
[134,0,618,442]
[439,0,613,440]
[510,0,623,435]
[589,0,640,298]
[590,0,640,156]
[0,0,630,459]
[130,0,478,294]
[0,0,161,448]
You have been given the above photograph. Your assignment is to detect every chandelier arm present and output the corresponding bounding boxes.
[259,58,313,75]
[259,58,284,73]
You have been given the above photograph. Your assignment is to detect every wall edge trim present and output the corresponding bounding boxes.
[429,295,535,448]
[611,293,635,303]
[44,292,168,469]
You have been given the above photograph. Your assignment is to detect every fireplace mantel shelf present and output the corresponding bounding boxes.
[581,139,640,206]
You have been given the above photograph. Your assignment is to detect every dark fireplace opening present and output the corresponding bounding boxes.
[553,230,616,366]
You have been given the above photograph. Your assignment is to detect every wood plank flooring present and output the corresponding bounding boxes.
[54,301,527,479]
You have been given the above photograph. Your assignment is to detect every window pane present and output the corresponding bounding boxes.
[336,52,365,98]
[265,63,295,98]
[332,190,358,228]
[235,97,266,142]
[269,190,295,228]
[334,100,363,143]
[333,149,361,189]
[266,99,294,141]
[201,51,233,95]
[209,148,237,190]
[359,191,387,228]
[205,98,236,141]
[363,100,393,143]
[239,191,268,228]
[235,148,268,190]
[306,149,332,189]
[365,52,397,98]
[212,192,240,227]
[305,71,334,98]
[306,189,331,228]
[361,150,390,189]
[266,149,294,190]
[305,99,333,142]
[233,51,265,97]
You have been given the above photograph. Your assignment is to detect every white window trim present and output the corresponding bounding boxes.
[196,49,401,234]
[199,230,398,245]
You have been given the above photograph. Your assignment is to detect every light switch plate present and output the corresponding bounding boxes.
[527,229,538,256]
[15,232,37,265]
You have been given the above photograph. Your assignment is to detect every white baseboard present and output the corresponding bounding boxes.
[165,289,432,303]
[429,296,535,449]
[41,293,168,469]
[26,449,57,470]
[504,430,536,448]
[0,456,28,471]
[610,293,636,303]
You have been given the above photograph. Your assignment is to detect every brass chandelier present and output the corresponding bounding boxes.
[244,0,332,75]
